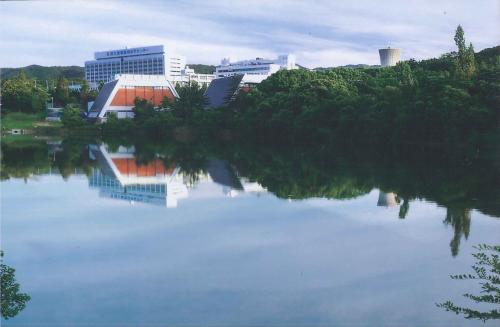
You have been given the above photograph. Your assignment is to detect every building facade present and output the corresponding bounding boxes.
[379,47,401,67]
[215,54,297,82]
[84,45,186,84]
[87,74,179,120]
[170,66,215,86]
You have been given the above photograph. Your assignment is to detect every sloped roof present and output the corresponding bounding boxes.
[88,80,118,118]
[203,75,244,109]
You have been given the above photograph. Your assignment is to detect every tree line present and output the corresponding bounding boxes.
[1,73,98,112]
[102,26,499,148]
[2,133,499,257]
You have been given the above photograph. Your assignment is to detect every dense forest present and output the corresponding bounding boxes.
[101,26,500,148]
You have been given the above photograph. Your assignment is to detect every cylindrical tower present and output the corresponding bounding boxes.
[377,191,398,207]
[379,47,401,67]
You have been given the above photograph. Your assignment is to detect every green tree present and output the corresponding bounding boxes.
[54,75,69,107]
[396,62,415,87]
[1,251,31,319]
[133,98,155,124]
[79,80,90,110]
[1,72,48,113]
[454,25,476,78]
[61,105,85,128]
[437,244,500,322]
[169,81,207,122]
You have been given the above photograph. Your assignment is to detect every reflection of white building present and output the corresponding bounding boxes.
[377,191,398,207]
[88,144,266,207]
[89,144,188,207]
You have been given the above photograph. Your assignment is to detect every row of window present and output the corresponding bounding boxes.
[216,66,271,73]
[86,59,165,82]
[90,172,167,194]
[86,62,164,71]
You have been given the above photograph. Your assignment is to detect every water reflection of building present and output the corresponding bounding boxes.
[88,144,266,207]
[377,191,398,207]
[88,144,188,207]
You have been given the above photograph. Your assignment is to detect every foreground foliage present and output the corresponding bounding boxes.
[437,244,500,322]
[0,251,31,320]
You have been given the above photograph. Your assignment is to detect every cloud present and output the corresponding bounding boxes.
[0,0,498,68]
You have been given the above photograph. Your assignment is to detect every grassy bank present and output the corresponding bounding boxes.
[1,112,62,133]
[1,112,41,130]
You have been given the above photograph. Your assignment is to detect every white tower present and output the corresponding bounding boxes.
[379,47,401,67]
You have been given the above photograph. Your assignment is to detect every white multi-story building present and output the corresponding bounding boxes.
[170,66,215,86]
[215,54,297,82]
[85,45,215,86]
[84,45,186,84]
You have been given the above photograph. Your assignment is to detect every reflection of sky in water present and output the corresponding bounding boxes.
[2,175,499,326]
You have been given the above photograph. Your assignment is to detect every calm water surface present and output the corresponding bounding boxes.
[1,139,499,326]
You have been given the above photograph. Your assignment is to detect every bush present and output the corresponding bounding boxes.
[61,105,86,128]
[1,73,48,113]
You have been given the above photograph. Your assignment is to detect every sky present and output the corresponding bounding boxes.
[0,0,498,68]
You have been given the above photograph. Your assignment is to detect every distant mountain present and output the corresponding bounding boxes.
[1,64,217,80]
[475,45,500,64]
[1,65,85,80]
[313,64,380,71]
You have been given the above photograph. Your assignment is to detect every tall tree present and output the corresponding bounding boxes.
[54,75,69,107]
[80,80,90,110]
[454,25,476,78]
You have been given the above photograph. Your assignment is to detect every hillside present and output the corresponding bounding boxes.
[1,65,85,80]
[1,64,216,80]
[314,64,380,71]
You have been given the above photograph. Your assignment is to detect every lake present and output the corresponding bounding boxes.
[1,137,499,326]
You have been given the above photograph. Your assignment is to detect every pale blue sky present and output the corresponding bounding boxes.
[0,0,498,68]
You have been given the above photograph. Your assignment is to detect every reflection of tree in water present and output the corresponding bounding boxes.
[0,251,31,320]
[398,198,410,219]
[437,244,500,322]
[444,207,471,257]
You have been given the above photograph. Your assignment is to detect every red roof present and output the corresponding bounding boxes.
[111,158,175,176]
